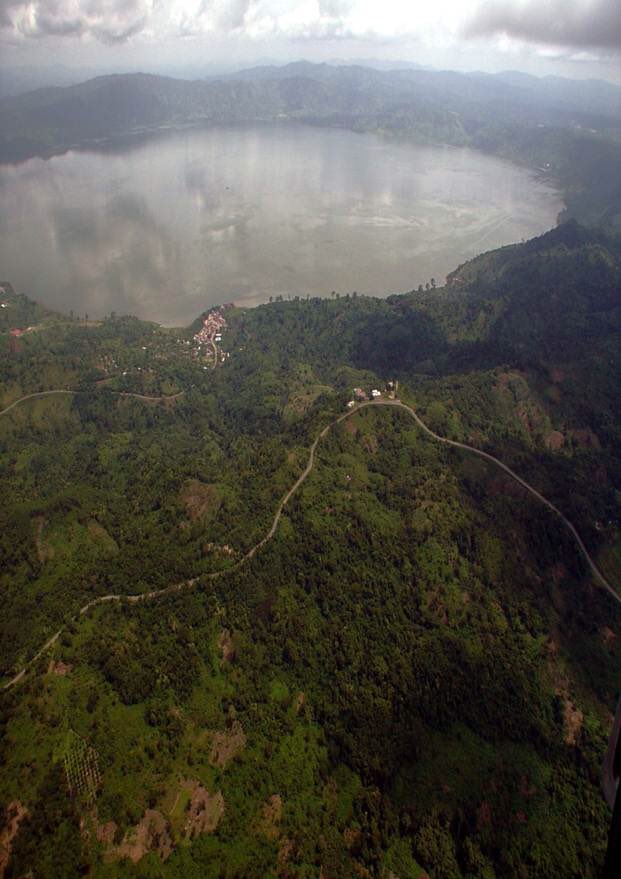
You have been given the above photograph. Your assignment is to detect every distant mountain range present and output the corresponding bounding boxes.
[1,62,620,227]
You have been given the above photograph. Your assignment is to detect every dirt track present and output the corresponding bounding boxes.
[0,388,184,417]
[2,397,618,691]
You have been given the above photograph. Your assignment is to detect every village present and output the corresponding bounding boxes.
[192,307,230,367]
[0,279,240,403]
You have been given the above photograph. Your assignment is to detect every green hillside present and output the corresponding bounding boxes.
[1,224,621,877]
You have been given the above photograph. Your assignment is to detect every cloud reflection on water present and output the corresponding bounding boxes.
[0,124,563,325]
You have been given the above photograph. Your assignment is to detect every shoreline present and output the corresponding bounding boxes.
[0,121,565,326]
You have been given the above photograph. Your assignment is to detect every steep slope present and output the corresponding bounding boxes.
[1,225,621,877]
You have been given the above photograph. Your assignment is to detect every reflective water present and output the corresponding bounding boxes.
[0,124,563,325]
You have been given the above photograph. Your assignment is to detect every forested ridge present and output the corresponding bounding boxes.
[1,222,621,877]
[2,62,621,228]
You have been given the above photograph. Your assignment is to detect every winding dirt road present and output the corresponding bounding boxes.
[0,388,185,418]
[0,389,77,416]
[373,400,619,604]
[2,397,618,691]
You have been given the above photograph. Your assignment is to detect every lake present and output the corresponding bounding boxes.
[0,124,563,325]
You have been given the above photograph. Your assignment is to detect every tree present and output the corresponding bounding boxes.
[414,817,461,879]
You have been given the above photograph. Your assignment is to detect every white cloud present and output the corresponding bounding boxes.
[0,0,619,60]
[0,0,156,43]
[0,0,475,45]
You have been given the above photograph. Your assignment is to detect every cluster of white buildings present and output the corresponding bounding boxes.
[347,387,381,407]
[347,381,396,408]
[193,309,227,353]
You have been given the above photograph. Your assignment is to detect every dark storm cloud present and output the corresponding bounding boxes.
[465,0,621,52]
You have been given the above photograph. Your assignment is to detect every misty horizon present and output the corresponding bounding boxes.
[1,1,620,87]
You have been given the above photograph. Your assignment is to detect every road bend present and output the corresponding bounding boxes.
[3,397,618,691]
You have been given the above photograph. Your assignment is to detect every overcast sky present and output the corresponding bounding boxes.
[1,0,620,83]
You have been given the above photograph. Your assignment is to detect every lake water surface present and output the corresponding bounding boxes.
[0,124,563,325]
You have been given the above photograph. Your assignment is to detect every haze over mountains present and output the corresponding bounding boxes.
[0,58,423,99]
[3,62,620,155]
[3,61,620,233]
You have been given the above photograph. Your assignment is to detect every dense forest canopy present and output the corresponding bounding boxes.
[1,219,621,877]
